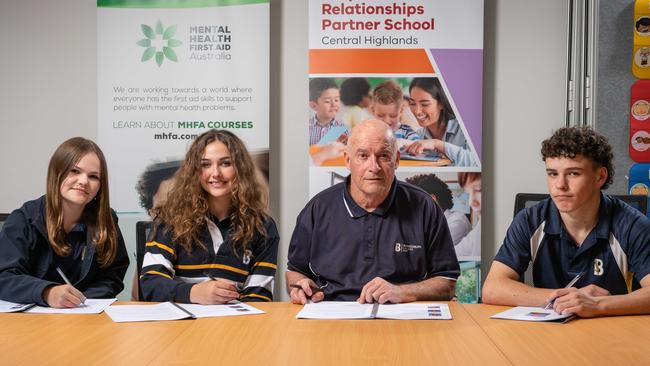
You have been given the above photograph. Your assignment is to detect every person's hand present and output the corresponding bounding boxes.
[190,278,239,305]
[358,277,408,304]
[578,284,610,297]
[403,139,444,156]
[311,142,346,165]
[289,278,325,305]
[43,284,84,308]
[548,287,603,318]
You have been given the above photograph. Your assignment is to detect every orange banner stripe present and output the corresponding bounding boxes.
[310,49,434,74]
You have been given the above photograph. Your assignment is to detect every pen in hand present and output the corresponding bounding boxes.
[289,283,324,295]
[544,272,584,310]
[55,267,86,305]
[205,273,244,291]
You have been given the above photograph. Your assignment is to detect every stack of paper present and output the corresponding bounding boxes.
[296,301,452,320]
[104,301,264,323]
[0,299,35,313]
[490,306,575,323]
[0,298,115,314]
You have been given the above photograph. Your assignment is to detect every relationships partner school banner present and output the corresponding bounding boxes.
[308,0,483,302]
[98,0,269,213]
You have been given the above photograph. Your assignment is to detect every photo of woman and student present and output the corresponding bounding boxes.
[308,77,478,167]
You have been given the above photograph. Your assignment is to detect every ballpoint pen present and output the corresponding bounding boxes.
[56,267,87,305]
[544,272,584,310]
[289,283,324,294]
[205,273,244,291]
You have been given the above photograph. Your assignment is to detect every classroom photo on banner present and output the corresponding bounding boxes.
[308,76,479,168]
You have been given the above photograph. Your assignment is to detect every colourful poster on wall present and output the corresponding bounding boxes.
[308,0,483,302]
[98,0,269,213]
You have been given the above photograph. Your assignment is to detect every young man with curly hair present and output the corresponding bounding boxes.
[482,127,650,317]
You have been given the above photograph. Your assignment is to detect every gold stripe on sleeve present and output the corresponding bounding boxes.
[175,263,249,276]
[240,293,271,302]
[252,261,278,270]
[141,270,172,279]
[145,241,175,255]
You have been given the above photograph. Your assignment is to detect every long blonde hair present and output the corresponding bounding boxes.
[153,130,268,254]
[45,137,118,267]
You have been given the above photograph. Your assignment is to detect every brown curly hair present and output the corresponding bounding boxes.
[540,127,614,190]
[152,130,269,255]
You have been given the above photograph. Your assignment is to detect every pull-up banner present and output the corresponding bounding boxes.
[98,0,269,213]
[308,0,484,302]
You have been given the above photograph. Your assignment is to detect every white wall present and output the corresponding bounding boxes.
[0,0,568,300]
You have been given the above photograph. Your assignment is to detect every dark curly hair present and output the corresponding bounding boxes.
[136,161,181,211]
[340,78,371,106]
[540,127,614,190]
[309,78,338,102]
[406,174,453,210]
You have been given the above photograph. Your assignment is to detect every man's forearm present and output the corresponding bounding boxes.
[482,276,553,307]
[597,287,650,316]
[399,276,456,301]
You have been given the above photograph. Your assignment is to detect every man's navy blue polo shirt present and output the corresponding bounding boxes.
[287,177,460,301]
[495,194,650,294]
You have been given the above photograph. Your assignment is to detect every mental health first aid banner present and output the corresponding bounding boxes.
[307,0,483,302]
[98,0,269,213]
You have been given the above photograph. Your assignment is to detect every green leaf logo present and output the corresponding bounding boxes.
[137,20,182,67]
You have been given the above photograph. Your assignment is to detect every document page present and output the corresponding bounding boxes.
[490,306,575,323]
[178,301,264,318]
[0,299,35,313]
[26,298,116,314]
[376,303,452,320]
[296,301,374,319]
[105,302,190,323]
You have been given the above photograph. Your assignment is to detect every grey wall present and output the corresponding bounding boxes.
[596,0,636,194]
[0,0,569,300]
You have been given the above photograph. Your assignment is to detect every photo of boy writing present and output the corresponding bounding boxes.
[309,78,349,165]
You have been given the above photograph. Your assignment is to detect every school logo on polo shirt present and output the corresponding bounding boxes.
[243,249,252,265]
[593,258,604,276]
[394,243,422,253]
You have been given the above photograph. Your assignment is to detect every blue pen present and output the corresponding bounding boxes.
[544,272,584,310]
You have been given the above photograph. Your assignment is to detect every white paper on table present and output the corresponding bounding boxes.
[296,301,452,320]
[178,301,264,318]
[105,302,191,323]
[104,301,264,323]
[25,298,116,314]
[296,301,374,319]
[0,299,35,313]
[376,303,452,320]
[490,306,575,323]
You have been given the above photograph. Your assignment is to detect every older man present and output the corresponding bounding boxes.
[287,119,460,304]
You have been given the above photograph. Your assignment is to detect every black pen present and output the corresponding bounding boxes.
[289,283,324,294]
[205,273,244,291]
[544,272,584,310]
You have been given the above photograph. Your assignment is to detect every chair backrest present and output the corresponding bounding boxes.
[514,193,648,217]
[0,213,9,232]
[613,194,648,215]
[513,193,548,217]
[135,221,153,300]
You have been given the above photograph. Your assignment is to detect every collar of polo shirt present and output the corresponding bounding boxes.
[342,176,397,218]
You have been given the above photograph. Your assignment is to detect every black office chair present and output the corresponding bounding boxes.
[135,221,154,300]
[0,213,9,232]
[514,193,648,216]
[513,193,549,217]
